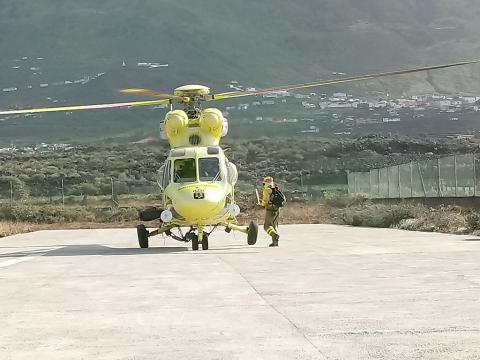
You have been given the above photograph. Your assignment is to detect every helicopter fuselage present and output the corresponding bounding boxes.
[158,145,239,226]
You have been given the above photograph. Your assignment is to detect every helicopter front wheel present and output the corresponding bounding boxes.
[201,234,209,250]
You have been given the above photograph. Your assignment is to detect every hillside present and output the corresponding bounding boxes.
[1,0,480,144]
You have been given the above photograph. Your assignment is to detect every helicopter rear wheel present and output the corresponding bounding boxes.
[201,234,209,250]
[137,224,149,249]
[247,221,258,245]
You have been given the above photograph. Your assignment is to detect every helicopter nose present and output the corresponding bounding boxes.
[173,186,225,221]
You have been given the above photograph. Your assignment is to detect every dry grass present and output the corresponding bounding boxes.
[0,204,333,238]
[397,206,470,234]
[238,203,332,225]
[3,203,479,238]
[0,222,36,238]
[35,221,147,230]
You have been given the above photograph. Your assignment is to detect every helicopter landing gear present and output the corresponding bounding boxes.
[184,226,209,251]
[197,226,209,251]
[184,229,199,251]
[187,234,208,251]
[191,234,199,251]
[222,222,258,246]
[201,234,209,250]
[137,224,149,248]
[247,221,258,245]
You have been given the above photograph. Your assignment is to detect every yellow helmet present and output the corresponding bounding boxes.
[263,176,274,184]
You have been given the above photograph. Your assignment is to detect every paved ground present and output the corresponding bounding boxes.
[1,224,480,360]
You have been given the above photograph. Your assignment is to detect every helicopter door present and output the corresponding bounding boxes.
[226,161,238,185]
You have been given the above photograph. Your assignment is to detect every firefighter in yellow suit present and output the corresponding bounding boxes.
[259,176,280,247]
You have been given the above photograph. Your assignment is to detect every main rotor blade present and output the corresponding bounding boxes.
[0,98,172,116]
[120,88,178,98]
[211,59,480,101]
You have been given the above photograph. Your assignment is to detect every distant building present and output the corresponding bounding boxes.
[383,117,401,123]
[333,92,347,99]
[294,94,310,99]
[301,126,320,133]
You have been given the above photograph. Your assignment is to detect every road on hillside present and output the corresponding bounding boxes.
[1,225,480,359]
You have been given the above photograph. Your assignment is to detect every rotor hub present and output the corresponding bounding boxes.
[174,85,210,98]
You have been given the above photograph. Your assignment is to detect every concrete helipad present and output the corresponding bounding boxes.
[1,224,480,359]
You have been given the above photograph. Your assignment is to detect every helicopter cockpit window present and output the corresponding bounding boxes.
[199,158,222,182]
[174,159,196,183]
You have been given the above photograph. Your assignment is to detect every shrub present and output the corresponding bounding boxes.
[396,205,469,234]
[95,207,138,222]
[0,204,95,223]
[323,192,367,208]
[335,203,418,228]
[465,211,480,231]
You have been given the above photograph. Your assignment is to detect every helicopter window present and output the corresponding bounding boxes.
[207,146,220,155]
[199,158,222,182]
[170,149,186,157]
[157,165,166,188]
[174,158,196,183]
[164,161,172,187]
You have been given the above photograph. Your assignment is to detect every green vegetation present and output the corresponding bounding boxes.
[0,135,475,201]
[0,135,479,237]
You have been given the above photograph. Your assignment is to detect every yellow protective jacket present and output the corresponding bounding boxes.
[260,186,274,208]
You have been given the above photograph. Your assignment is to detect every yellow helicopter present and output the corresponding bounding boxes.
[1,60,479,250]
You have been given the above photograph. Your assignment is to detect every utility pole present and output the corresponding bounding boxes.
[398,165,401,199]
[10,180,13,203]
[387,167,390,198]
[61,178,65,207]
[454,155,458,197]
[437,158,441,197]
[410,162,413,198]
[378,169,381,198]
[111,177,119,207]
[473,151,477,197]
[111,177,114,199]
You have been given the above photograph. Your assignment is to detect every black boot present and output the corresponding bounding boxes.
[269,234,279,247]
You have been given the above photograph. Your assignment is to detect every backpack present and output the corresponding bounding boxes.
[270,186,286,208]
